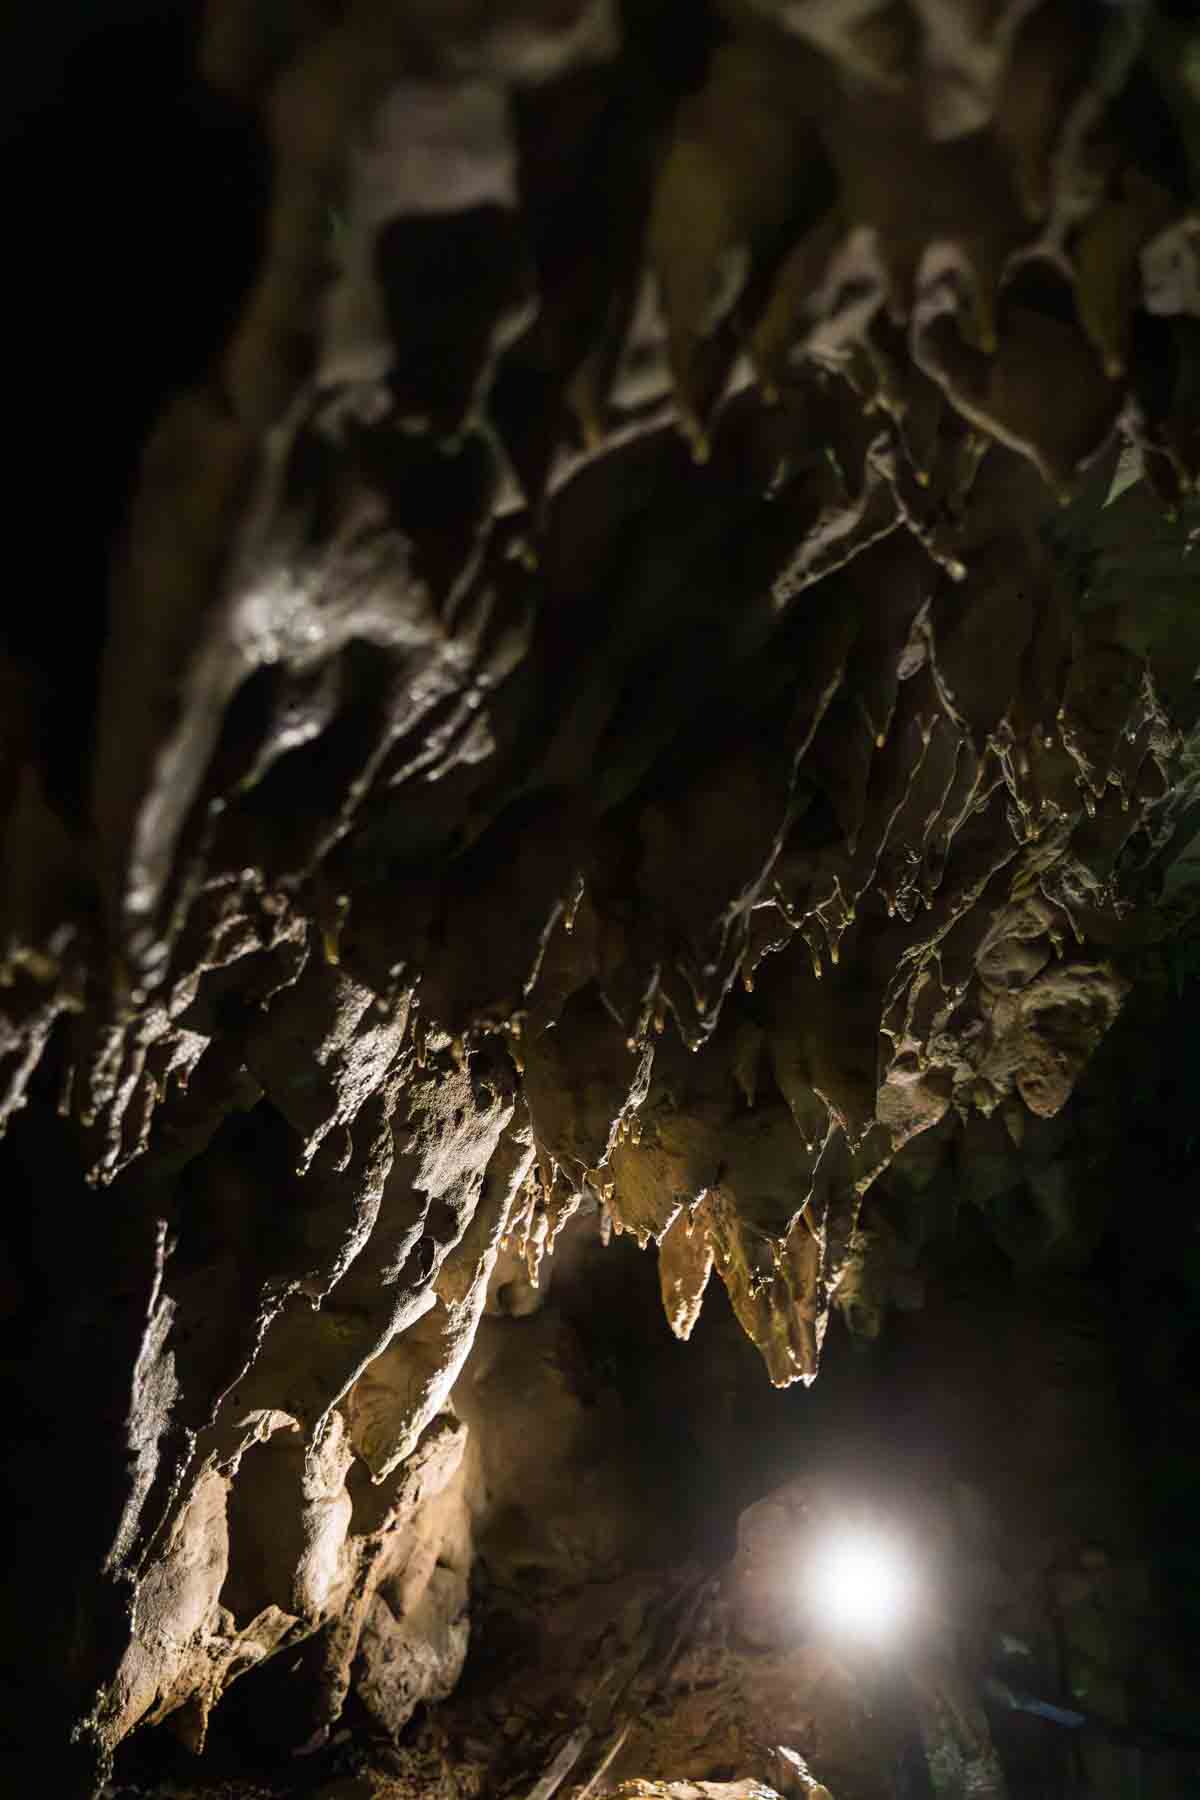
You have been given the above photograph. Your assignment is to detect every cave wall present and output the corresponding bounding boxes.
[3,2,1200,1793]
[108,1073,1200,1800]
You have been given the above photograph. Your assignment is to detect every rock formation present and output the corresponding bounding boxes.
[3,2,1200,1795]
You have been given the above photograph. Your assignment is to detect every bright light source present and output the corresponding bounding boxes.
[805,1527,917,1642]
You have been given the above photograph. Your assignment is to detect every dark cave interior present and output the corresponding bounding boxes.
[3,4,1200,1798]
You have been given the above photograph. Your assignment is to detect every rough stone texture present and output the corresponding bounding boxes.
[5,3,1200,1795]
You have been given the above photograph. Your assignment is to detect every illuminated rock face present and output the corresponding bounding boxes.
[3,3,1200,1793]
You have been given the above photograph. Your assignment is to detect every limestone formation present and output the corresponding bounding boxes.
[4,3,1200,1794]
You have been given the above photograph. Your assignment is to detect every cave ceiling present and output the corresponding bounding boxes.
[3,2,1200,1795]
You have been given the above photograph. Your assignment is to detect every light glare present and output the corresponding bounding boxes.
[806,1528,915,1641]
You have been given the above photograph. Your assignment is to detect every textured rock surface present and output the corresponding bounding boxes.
[5,2,1200,1794]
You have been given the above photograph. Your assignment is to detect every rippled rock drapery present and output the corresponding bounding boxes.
[4,1,1200,1791]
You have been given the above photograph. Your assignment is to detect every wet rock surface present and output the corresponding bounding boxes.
[4,3,1200,1795]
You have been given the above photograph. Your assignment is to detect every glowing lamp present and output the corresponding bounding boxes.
[805,1526,917,1643]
